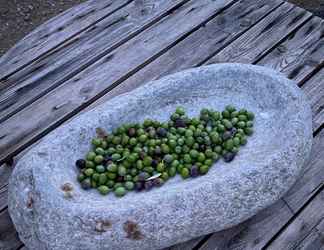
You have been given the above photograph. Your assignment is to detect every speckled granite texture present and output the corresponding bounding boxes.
[8,64,313,250]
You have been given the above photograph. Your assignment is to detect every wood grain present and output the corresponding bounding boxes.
[295,219,324,250]
[0,209,22,250]
[0,0,238,164]
[198,200,292,250]
[258,17,324,83]
[301,69,324,133]
[88,0,284,110]
[282,128,324,212]
[266,188,324,250]
[0,0,132,79]
[205,2,312,65]
[0,0,188,123]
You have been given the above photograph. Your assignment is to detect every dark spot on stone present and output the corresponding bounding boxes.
[61,182,73,192]
[37,151,48,157]
[123,221,144,240]
[26,194,33,209]
[95,220,112,232]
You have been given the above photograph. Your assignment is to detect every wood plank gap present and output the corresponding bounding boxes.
[192,234,213,250]
[313,122,324,137]
[16,244,25,250]
[196,1,285,67]
[292,217,324,250]
[262,184,324,249]
[0,0,240,165]
[0,0,192,124]
[0,0,134,82]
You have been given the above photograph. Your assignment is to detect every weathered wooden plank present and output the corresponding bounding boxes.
[88,0,284,110]
[167,237,203,250]
[282,127,324,212]
[0,0,188,123]
[301,69,324,133]
[258,17,324,83]
[266,188,324,250]
[0,164,11,212]
[0,0,132,79]
[205,3,312,65]
[0,210,22,250]
[295,219,324,250]
[0,0,239,164]
[198,200,292,250]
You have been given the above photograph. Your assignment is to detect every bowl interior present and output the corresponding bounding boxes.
[35,65,297,208]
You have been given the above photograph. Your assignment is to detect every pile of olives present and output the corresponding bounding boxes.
[76,106,254,197]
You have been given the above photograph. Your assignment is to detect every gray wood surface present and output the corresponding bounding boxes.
[0,0,238,164]
[198,200,292,250]
[0,0,187,123]
[205,2,312,65]
[295,219,324,250]
[282,127,324,212]
[89,0,284,110]
[0,0,323,250]
[258,17,324,83]
[302,69,324,133]
[0,0,131,79]
[0,209,22,250]
[267,189,324,250]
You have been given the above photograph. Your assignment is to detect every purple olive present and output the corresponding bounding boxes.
[222,131,232,141]
[174,118,186,128]
[223,152,236,162]
[75,159,86,169]
[135,182,144,191]
[153,178,164,187]
[138,172,149,182]
[190,165,199,177]
[144,181,154,190]
[116,176,124,182]
[157,128,167,137]
[128,128,136,137]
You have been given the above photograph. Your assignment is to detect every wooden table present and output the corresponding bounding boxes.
[0,0,323,249]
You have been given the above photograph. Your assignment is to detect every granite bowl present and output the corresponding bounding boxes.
[8,63,312,250]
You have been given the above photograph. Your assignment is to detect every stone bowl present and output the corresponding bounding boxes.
[8,63,312,250]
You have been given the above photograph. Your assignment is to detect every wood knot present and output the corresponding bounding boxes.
[123,220,144,240]
[95,220,112,232]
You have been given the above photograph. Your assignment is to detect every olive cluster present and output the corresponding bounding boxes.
[76,106,254,197]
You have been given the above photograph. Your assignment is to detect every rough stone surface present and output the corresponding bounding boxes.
[8,64,313,250]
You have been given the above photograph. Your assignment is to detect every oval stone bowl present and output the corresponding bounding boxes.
[8,63,312,250]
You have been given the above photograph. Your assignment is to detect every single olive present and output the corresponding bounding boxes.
[92,173,100,181]
[77,173,86,182]
[125,181,135,190]
[92,138,102,147]
[168,167,177,177]
[84,168,94,177]
[76,159,86,169]
[244,127,253,136]
[114,187,127,197]
[180,167,190,179]
[81,178,92,190]
[86,151,96,161]
[199,165,209,175]
[98,185,110,195]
